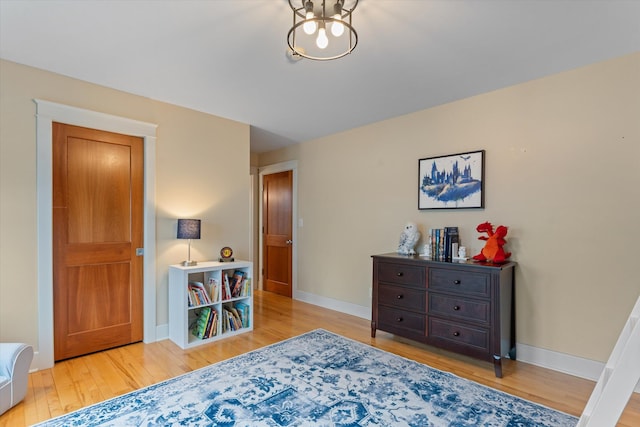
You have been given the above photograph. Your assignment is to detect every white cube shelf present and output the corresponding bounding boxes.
[168,260,253,349]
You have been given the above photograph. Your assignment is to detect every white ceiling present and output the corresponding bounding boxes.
[1,0,639,153]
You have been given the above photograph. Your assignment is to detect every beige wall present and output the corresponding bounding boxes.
[2,53,638,365]
[259,53,640,362]
[0,60,251,346]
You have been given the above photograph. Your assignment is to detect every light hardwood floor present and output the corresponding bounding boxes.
[2,290,639,426]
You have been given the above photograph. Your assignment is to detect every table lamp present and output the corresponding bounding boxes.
[177,219,201,266]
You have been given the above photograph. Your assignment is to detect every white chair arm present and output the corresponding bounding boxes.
[0,342,33,413]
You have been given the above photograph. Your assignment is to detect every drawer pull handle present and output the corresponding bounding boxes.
[396,317,403,322]
[453,280,461,285]
[397,294,404,299]
[453,331,460,337]
[453,305,460,311]
[396,272,404,277]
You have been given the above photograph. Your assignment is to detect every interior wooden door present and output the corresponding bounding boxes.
[52,122,144,361]
[262,170,293,297]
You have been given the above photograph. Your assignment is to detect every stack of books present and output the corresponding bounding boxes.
[427,227,459,261]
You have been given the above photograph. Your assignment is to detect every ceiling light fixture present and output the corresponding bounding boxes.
[287,0,358,61]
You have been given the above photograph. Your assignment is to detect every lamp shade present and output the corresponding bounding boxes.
[177,219,201,240]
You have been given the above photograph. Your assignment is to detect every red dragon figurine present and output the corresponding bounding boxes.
[472,222,511,263]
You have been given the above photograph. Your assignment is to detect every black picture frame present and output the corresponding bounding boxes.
[418,150,485,210]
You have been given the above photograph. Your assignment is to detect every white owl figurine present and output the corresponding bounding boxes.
[397,222,420,255]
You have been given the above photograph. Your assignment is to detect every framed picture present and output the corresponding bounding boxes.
[418,150,485,210]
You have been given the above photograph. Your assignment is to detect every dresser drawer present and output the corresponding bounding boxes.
[379,284,426,312]
[429,267,490,297]
[428,317,489,353]
[428,293,490,325]
[378,306,426,335]
[377,262,425,287]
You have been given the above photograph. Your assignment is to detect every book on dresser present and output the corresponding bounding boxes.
[428,227,459,261]
[168,260,253,349]
[443,226,459,261]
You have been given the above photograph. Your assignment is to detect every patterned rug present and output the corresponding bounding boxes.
[36,329,577,426]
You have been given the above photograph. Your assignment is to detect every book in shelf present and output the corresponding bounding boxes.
[222,270,251,300]
[230,270,245,298]
[187,281,212,307]
[221,301,251,332]
[190,306,218,339]
[207,277,220,302]
[234,301,250,328]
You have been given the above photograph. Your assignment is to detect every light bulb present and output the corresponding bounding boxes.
[331,2,344,37]
[316,25,329,49]
[331,16,344,37]
[303,1,317,35]
[303,12,317,34]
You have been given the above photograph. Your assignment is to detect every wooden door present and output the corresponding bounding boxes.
[52,123,144,361]
[262,170,293,297]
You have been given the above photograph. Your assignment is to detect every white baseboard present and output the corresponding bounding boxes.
[156,323,169,341]
[517,342,640,394]
[29,351,41,372]
[294,290,371,320]
[516,342,603,382]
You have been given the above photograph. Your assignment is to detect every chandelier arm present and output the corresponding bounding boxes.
[288,1,309,20]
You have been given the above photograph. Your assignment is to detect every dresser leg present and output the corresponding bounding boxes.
[371,321,377,338]
[493,355,503,378]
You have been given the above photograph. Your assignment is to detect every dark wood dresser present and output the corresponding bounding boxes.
[371,253,516,377]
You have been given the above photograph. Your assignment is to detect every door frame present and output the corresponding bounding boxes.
[35,99,157,370]
[258,161,298,297]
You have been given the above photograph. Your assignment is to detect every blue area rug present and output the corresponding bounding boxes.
[36,329,577,426]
